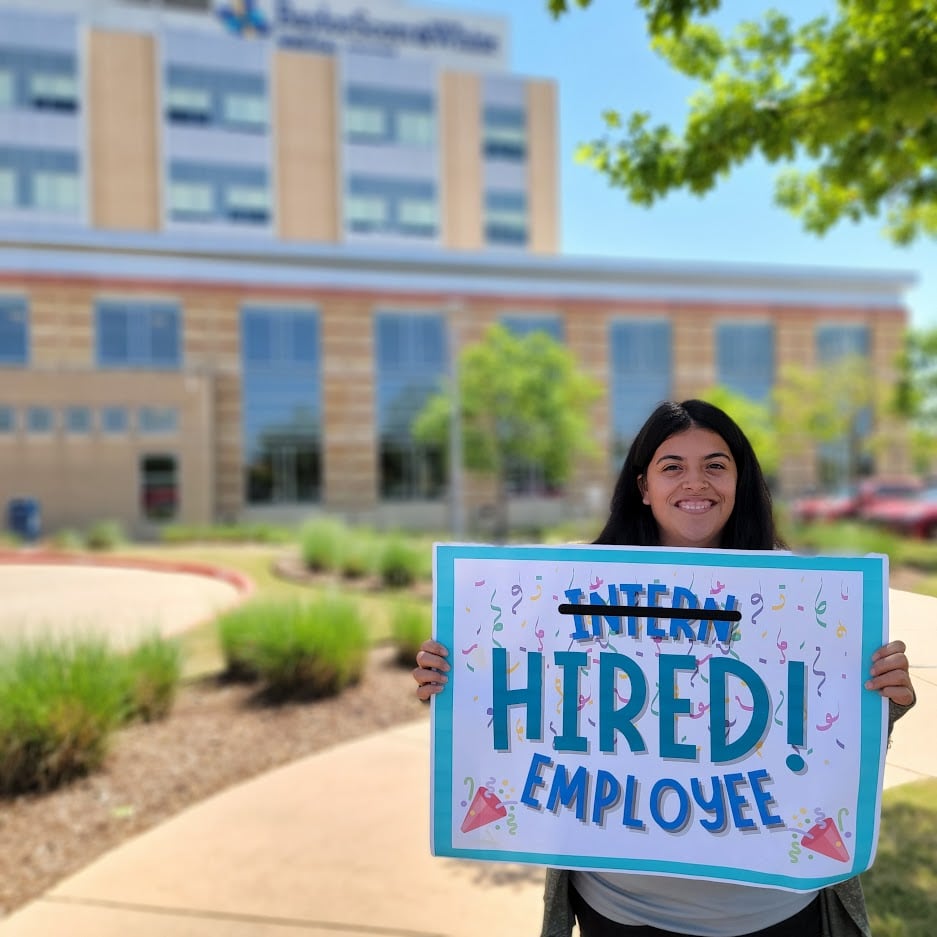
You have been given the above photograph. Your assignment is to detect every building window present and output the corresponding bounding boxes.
[0,47,79,113]
[165,65,267,133]
[0,405,15,433]
[96,300,181,369]
[715,323,774,402]
[375,312,447,500]
[346,176,437,239]
[0,147,81,215]
[500,314,564,342]
[139,407,179,434]
[241,306,322,504]
[609,320,672,464]
[141,454,178,521]
[817,325,870,362]
[26,406,54,434]
[101,406,129,434]
[0,297,28,364]
[816,325,873,484]
[65,406,92,434]
[485,190,528,246]
[168,161,270,225]
[483,105,526,161]
[344,86,435,147]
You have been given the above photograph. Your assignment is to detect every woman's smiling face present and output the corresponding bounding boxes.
[637,426,738,549]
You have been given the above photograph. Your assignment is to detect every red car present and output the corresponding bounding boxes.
[790,476,922,525]
[863,487,937,539]
[789,486,858,524]
[855,476,923,521]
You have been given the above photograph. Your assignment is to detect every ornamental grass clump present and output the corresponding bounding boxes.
[338,529,380,579]
[300,518,348,573]
[0,637,128,795]
[378,536,423,588]
[390,600,432,667]
[217,602,265,681]
[217,597,369,701]
[84,519,125,551]
[122,634,182,722]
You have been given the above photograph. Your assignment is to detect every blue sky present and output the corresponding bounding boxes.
[426,0,935,328]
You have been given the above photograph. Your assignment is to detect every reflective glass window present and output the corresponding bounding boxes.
[27,406,53,434]
[101,406,128,434]
[375,312,447,500]
[0,297,28,364]
[0,46,78,112]
[96,300,181,369]
[483,105,526,161]
[139,407,179,434]
[241,306,322,504]
[164,65,267,133]
[485,190,527,246]
[0,406,15,433]
[346,176,437,239]
[609,320,672,463]
[715,323,774,402]
[344,86,435,147]
[500,315,564,342]
[168,161,270,225]
[65,406,92,434]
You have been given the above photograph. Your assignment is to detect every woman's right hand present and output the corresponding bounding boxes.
[413,639,450,702]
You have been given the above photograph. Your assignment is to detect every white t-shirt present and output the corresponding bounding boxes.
[570,870,818,936]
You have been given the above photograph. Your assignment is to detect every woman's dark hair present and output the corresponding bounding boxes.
[594,399,785,551]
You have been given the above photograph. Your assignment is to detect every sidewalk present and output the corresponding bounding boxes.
[0,588,934,936]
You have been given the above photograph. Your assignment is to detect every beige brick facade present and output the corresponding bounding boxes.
[87,30,161,232]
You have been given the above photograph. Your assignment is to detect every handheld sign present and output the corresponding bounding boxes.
[430,543,889,891]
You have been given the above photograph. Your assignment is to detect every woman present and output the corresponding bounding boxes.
[413,400,915,937]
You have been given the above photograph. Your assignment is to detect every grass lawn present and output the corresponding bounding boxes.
[865,778,937,936]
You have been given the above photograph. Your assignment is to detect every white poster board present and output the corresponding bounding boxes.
[430,543,889,891]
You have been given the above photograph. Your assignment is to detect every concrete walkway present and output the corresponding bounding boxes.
[0,586,933,935]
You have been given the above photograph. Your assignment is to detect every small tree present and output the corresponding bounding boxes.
[773,355,884,487]
[894,326,937,474]
[413,325,602,538]
[698,386,779,480]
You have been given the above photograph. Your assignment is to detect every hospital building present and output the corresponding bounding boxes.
[0,0,915,535]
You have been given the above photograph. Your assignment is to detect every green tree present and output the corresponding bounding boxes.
[773,355,884,486]
[549,0,937,244]
[413,325,601,538]
[894,326,937,472]
[698,385,779,479]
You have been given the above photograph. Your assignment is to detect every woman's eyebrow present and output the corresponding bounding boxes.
[655,450,732,464]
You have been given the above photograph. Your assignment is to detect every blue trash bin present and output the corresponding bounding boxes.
[7,497,41,542]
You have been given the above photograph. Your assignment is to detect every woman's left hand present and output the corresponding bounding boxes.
[866,640,915,707]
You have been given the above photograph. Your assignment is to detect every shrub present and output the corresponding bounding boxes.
[300,518,347,573]
[84,520,125,551]
[122,634,182,722]
[390,600,431,667]
[339,529,380,579]
[217,603,264,681]
[0,638,128,795]
[49,528,84,551]
[379,536,423,588]
[217,597,369,700]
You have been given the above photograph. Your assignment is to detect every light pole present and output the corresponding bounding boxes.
[447,301,466,539]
